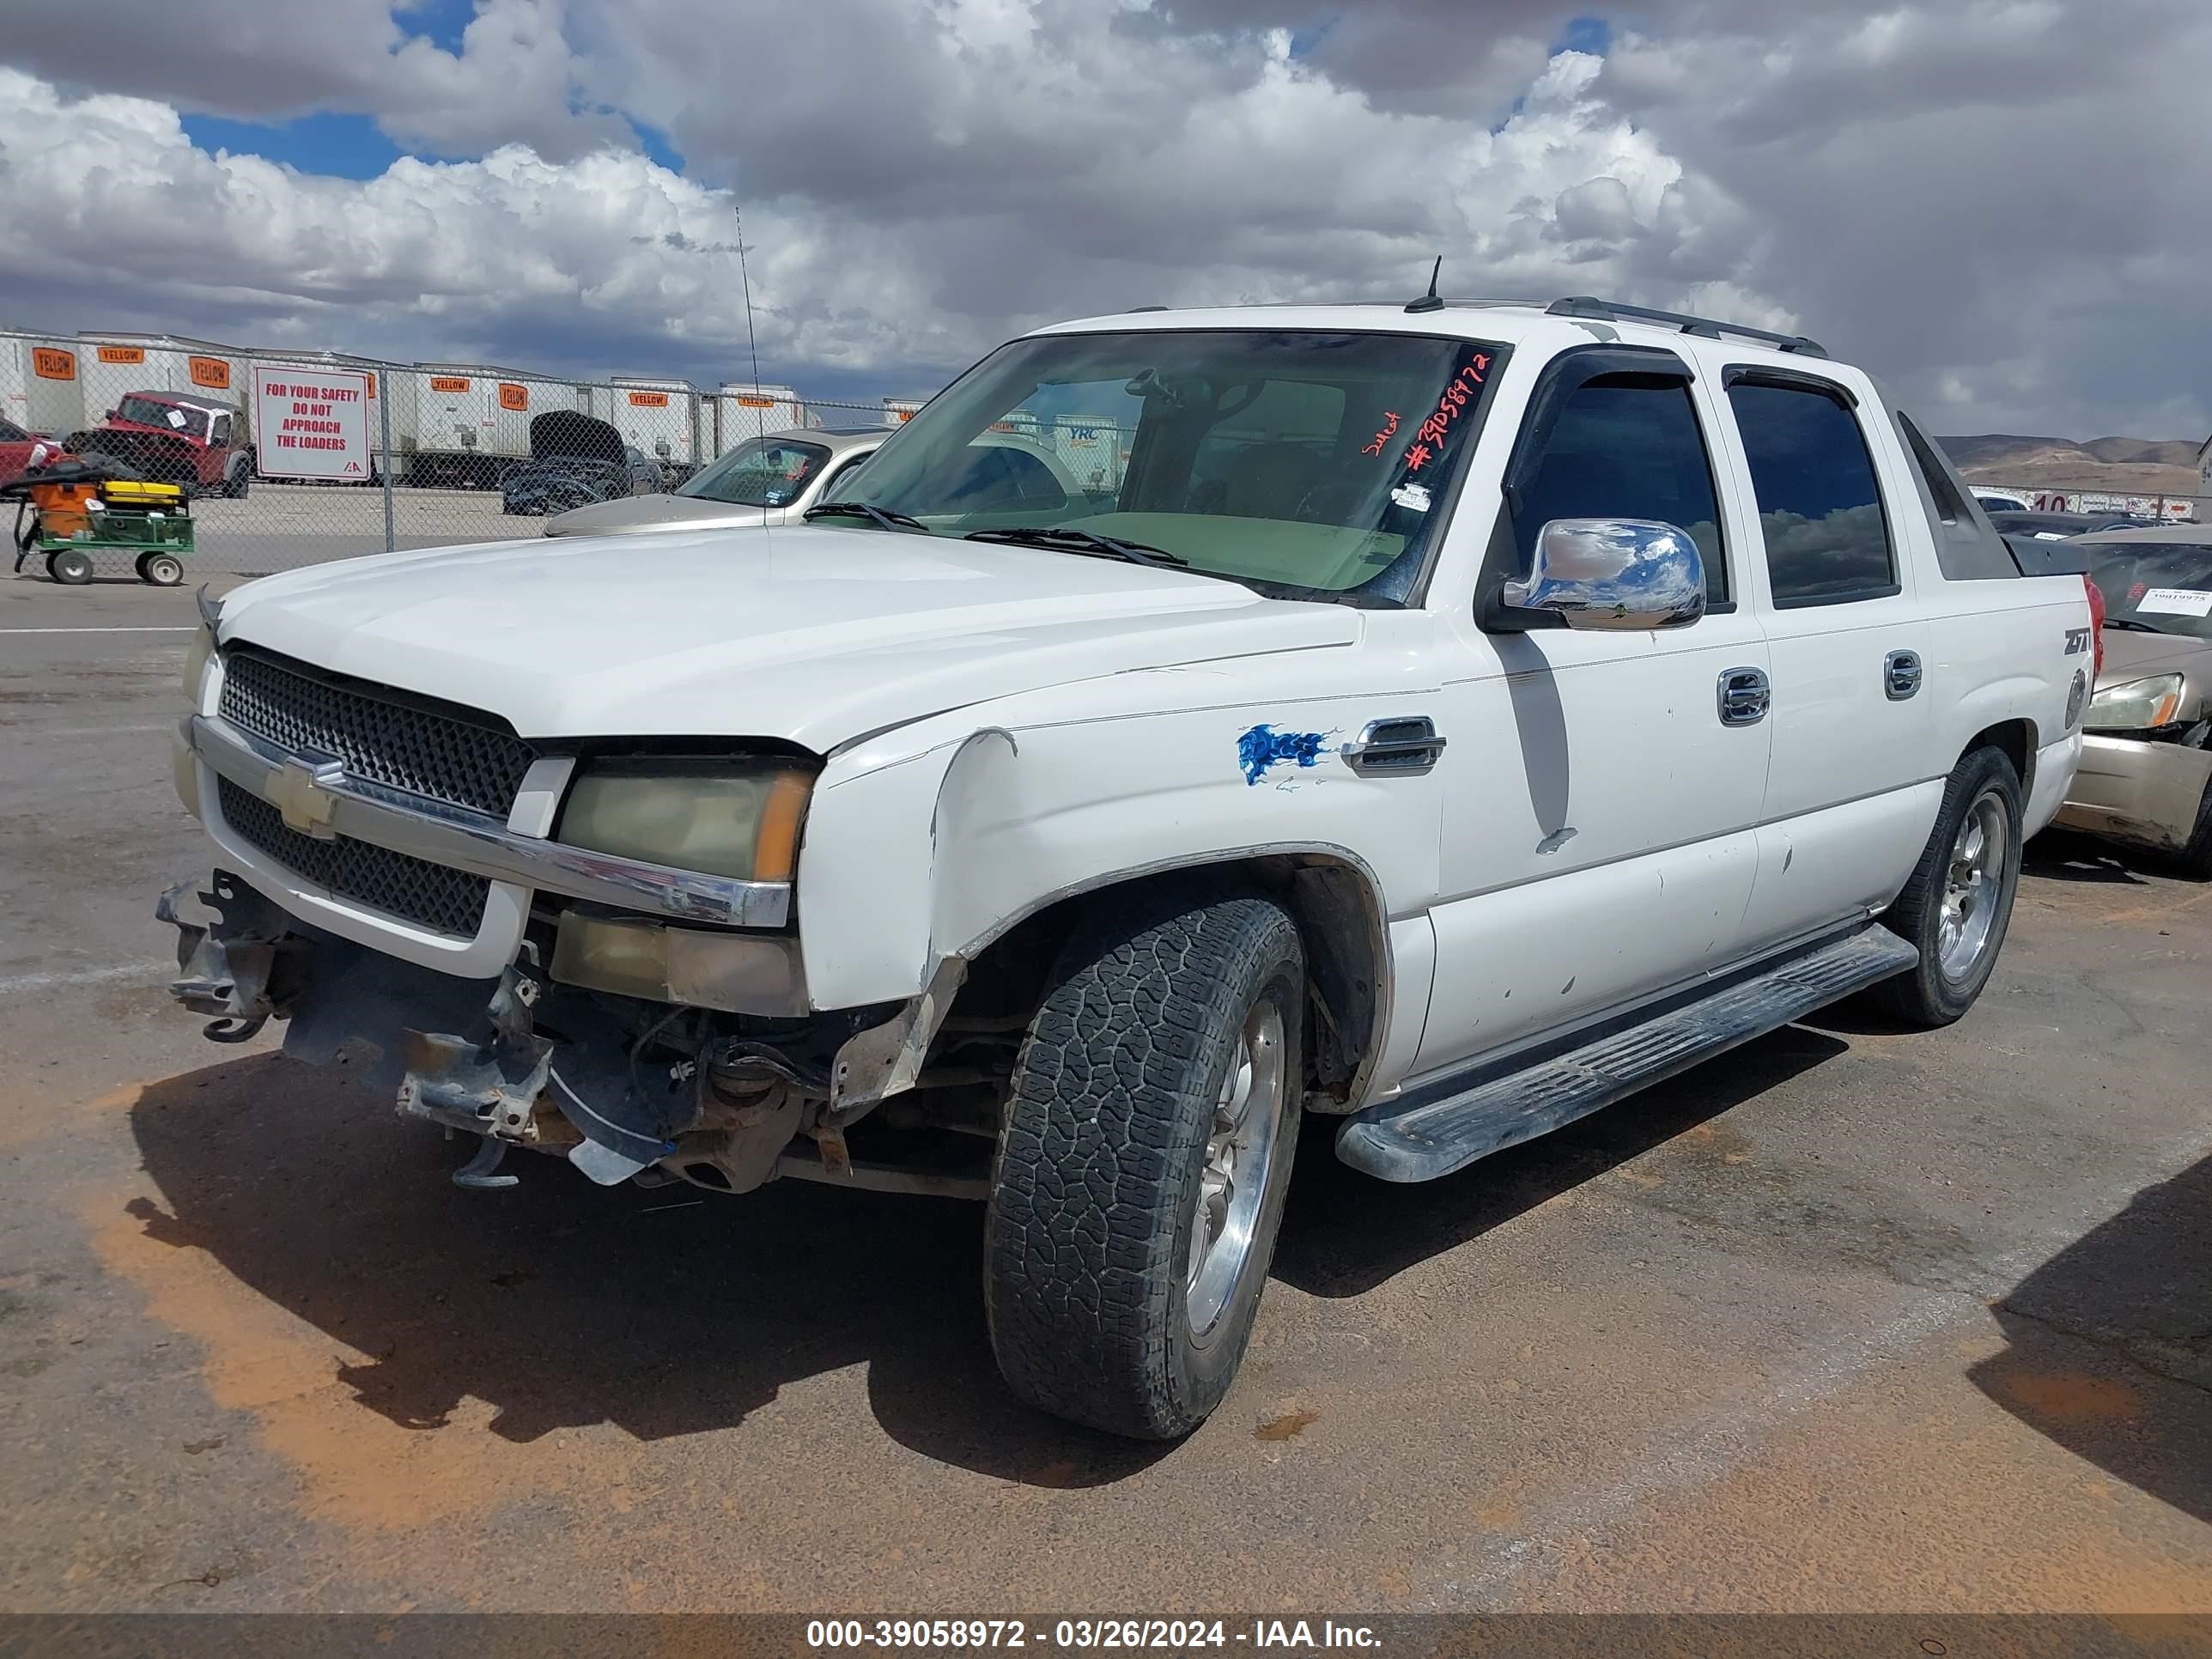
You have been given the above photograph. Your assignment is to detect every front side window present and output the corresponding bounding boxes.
[841,329,1506,604]
[1509,377,1728,604]
[1728,380,1897,606]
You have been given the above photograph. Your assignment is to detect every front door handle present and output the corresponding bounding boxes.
[1340,715,1448,776]
[1884,649,1923,701]
[1717,666,1770,726]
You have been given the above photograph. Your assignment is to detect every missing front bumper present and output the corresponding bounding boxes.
[155,870,909,1194]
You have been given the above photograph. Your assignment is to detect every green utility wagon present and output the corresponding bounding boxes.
[9,475,195,585]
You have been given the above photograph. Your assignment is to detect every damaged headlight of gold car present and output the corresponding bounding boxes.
[549,756,816,1014]
[2082,672,2185,732]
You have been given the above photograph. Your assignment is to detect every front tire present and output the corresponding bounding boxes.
[1871,745,2024,1026]
[137,551,184,586]
[222,465,250,499]
[985,882,1304,1439]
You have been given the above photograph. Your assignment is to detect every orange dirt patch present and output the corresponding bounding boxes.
[0,1075,161,1155]
[1984,1367,2146,1425]
[77,1179,628,1535]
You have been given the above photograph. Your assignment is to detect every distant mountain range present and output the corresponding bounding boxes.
[1936,434,2205,495]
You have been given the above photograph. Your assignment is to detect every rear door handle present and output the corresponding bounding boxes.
[1717,666,1770,726]
[1884,649,1923,700]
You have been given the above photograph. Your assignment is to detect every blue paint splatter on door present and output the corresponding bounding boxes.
[1237,724,1329,786]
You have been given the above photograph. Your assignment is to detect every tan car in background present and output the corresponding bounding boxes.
[544,427,887,537]
[2054,526,2212,875]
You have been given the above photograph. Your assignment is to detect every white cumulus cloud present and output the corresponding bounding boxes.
[0,0,2206,438]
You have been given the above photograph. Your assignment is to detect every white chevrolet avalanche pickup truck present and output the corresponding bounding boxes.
[161,295,2093,1438]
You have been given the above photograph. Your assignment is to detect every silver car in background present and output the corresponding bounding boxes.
[544,427,885,538]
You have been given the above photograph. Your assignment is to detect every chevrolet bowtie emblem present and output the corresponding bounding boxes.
[264,757,344,837]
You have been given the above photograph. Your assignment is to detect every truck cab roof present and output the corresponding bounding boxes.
[1032,295,1834,374]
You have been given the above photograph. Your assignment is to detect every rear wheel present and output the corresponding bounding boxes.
[984,881,1304,1439]
[222,464,250,499]
[137,551,184,586]
[1870,745,2024,1026]
[46,548,94,585]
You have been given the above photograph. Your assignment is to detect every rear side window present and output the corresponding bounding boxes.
[1510,379,1729,605]
[1893,405,2019,580]
[1895,411,1966,526]
[1728,380,1896,606]
[819,452,874,496]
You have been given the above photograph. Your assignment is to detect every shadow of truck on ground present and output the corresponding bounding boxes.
[1970,1155,2212,1524]
[121,1053,1175,1489]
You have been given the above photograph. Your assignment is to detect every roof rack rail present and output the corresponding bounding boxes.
[1545,296,1826,359]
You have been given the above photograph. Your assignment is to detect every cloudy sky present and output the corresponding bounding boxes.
[3,0,2206,435]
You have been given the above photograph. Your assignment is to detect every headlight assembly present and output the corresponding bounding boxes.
[2082,672,2185,732]
[556,757,813,883]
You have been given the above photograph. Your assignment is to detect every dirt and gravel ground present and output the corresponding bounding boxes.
[2,573,2207,1616]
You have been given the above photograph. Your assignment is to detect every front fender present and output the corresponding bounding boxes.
[795,690,1444,1013]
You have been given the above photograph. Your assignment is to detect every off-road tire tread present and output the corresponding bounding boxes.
[1872,744,2023,1026]
[985,880,1302,1439]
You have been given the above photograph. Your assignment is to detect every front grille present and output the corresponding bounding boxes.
[218,647,537,819]
[219,777,490,938]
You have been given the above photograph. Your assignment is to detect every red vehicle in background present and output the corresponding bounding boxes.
[65,391,253,496]
[0,416,57,480]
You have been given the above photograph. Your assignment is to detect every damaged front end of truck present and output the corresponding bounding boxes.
[158,868,1004,1198]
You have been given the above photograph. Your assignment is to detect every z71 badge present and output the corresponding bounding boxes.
[2063,627,2091,656]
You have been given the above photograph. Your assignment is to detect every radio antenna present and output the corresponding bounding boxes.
[1405,255,1444,313]
[731,192,769,535]
[732,199,766,410]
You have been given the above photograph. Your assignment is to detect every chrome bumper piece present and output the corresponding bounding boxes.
[189,711,792,928]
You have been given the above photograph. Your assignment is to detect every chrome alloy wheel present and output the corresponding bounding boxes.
[1183,998,1287,1340]
[1939,788,2010,980]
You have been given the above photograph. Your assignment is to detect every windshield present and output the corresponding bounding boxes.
[678,436,831,507]
[839,328,1506,603]
[115,396,209,442]
[2081,544,2212,638]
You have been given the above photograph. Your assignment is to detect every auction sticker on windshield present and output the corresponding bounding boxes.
[2136,588,2212,617]
[253,364,373,482]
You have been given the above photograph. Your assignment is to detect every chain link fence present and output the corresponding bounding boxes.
[3,327,948,580]
[1961,480,2207,524]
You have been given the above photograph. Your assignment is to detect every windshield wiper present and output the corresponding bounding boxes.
[802,501,930,533]
[2102,617,2168,633]
[964,526,1188,568]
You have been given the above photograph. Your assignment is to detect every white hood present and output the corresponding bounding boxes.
[217,526,1360,751]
